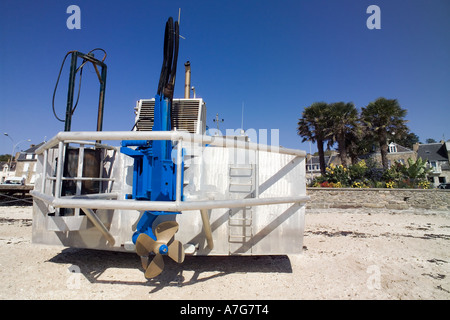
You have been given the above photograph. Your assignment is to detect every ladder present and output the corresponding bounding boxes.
[228,164,255,254]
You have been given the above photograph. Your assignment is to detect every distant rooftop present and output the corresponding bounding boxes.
[16,142,45,161]
[417,143,448,162]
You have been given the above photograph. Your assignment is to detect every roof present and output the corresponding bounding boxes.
[391,143,412,153]
[417,143,448,162]
[306,154,339,166]
[368,142,414,155]
[16,142,45,161]
[0,161,16,170]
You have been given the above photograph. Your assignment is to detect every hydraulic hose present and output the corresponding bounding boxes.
[156,17,179,100]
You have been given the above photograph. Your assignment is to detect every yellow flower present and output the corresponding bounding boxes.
[358,160,367,168]
[418,181,430,189]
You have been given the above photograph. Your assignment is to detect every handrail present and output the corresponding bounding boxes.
[33,130,308,217]
[35,131,307,157]
[31,190,309,212]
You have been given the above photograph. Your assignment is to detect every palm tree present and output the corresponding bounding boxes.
[327,102,359,167]
[297,102,331,175]
[360,97,409,170]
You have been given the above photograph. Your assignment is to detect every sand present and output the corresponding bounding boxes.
[0,205,449,300]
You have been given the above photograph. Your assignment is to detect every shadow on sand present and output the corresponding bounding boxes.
[48,248,293,293]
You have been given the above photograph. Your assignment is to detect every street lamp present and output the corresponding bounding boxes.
[3,133,31,172]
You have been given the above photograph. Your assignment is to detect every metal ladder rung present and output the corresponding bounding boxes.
[228,164,254,252]
[228,235,252,243]
[229,165,253,169]
[228,219,252,227]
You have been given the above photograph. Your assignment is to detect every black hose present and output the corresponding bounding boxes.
[52,51,76,122]
[157,18,171,95]
[52,49,107,122]
[169,21,179,90]
[156,17,179,99]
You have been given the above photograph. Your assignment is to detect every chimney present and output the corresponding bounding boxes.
[413,142,419,152]
[184,61,191,99]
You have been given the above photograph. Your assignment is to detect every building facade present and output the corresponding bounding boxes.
[306,141,450,188]
[13,143,44,185]
[416,142,450,187]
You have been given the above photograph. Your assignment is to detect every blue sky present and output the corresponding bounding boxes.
[1,0,449,156]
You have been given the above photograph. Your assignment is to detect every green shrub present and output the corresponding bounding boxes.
[310,157,431,189]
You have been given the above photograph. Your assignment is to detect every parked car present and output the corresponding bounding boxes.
[437,183,450,189]
[3,177,25,185]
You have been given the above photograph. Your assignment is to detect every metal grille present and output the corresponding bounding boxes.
[135,99,204,134]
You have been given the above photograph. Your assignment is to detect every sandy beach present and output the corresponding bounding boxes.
[0,205,449,300]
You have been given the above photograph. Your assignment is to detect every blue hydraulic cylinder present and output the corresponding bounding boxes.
[120,95,185,244]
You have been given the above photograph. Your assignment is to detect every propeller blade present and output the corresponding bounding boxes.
[155,221,179,243]
[135,233,157,256]
[145,254,164,279]
[140,256,149,270]
[168,240,185,263]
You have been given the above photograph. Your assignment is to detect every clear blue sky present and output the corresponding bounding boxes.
[1,0,449,156]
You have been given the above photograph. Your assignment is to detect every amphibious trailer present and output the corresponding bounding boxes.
[31,17,309,278]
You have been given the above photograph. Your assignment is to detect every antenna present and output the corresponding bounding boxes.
[177,8,186,39]
[241,101,245,135]
[213,113,224,133]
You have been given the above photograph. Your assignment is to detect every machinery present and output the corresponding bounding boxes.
[31,17,309,279]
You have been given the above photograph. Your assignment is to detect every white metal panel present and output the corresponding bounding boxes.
[31,131,307,256]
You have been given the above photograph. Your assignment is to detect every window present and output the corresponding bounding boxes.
[388,143,397,153]
[307,164,320,172]
[430,161,437,170]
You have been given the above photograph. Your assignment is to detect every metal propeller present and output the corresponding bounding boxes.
[135,221,185,278]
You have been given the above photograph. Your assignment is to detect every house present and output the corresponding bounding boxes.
[305,142,415,179]
[0,161,16,184]
[415,141,450,187]
[362,142,417,168]
[305,151,340,184]
[14,142,45,185]
[305,140,450,188]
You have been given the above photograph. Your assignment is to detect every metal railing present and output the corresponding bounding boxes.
[31,130,309,212]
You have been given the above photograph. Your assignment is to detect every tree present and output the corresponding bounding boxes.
[345,126,374,165]
[426,138,437,143]
[402,157,431,185]
[327,102,359,167]
[0,154,12,162]
[396,132,420,149]
[297,102,331,175]
[360,97,409,170]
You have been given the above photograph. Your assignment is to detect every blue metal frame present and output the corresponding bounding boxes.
[121,95,184,243]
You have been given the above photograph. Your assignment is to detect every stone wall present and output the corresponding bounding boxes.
[306,188,450,214]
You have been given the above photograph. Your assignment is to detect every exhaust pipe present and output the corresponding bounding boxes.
[184,61,191,98]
